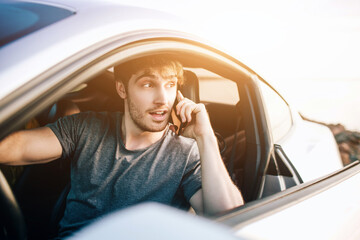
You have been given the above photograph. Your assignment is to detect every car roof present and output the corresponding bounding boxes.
[0,1,74,47]
[0,0,203,100]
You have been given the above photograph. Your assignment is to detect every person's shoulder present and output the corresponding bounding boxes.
[71,111,121,126]
[76,111,120,120]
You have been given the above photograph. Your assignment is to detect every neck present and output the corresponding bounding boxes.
[121,113,167,151]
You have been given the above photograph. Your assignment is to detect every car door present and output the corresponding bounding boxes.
[255,75,343,196]
[218,160,360,239]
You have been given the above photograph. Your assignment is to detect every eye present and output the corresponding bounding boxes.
[166,82,176,88]
[143,83,152,88]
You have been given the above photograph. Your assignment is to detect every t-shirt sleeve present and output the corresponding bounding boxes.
[46,113,86,160]
[181,143,202,202]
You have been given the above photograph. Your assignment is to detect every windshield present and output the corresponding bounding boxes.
[0,1,74,47]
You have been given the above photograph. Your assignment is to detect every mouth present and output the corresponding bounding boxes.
[149,109,169,121]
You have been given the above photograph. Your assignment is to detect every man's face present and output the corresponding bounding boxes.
[125,67,178,132]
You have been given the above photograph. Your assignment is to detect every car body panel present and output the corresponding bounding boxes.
[279,109,343,182]
[0,0,354,239]
[71,203,240,240]
[234,162,360,239]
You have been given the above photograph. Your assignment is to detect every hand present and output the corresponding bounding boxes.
[175,91,213,140]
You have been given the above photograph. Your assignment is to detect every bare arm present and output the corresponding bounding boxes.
[189,133,244,215]
[176,91,244,215]
[0,127,62,166]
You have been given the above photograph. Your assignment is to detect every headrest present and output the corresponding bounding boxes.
[37,100,80,126]
[179,70,199,103]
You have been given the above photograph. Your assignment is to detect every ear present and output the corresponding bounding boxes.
[116,81,127,99]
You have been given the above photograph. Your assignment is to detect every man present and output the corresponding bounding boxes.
[0,55,243,237]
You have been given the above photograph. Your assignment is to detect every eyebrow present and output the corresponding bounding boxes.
[135,73,155,82]
[135,72,178,82]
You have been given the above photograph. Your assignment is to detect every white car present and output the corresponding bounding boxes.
[0,1,357,240]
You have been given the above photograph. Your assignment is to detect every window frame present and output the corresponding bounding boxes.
[255,75,294,143]
[0,35,270,208]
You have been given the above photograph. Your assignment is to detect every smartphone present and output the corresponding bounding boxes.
[173,96,184,136]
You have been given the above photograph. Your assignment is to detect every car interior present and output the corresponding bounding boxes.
[0,52,266,239]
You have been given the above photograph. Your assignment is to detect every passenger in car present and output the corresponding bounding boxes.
[0,54,243,238]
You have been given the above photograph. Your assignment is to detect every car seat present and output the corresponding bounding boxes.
[180,70,200,103]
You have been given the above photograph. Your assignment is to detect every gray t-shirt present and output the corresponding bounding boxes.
[47,111,202,236]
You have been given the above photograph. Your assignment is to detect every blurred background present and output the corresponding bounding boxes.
[121,0,360,131]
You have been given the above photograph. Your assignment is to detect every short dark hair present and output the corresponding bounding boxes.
[114,54,184,88]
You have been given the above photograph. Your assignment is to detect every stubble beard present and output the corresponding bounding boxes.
[127,97,169,132]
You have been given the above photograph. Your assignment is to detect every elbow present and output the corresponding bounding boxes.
[234,190,245,207]
[221,190,245,213]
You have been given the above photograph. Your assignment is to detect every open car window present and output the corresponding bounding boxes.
[189,68,240,105]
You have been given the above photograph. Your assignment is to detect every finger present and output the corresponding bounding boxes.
[178,101,188,122]
[184,103,194,123]
[176,98,186,116]
[177,90,184,102]
[176,97,191,115]
[179,102,194,123]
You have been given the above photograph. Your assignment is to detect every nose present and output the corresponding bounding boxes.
[154,85,167,105]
